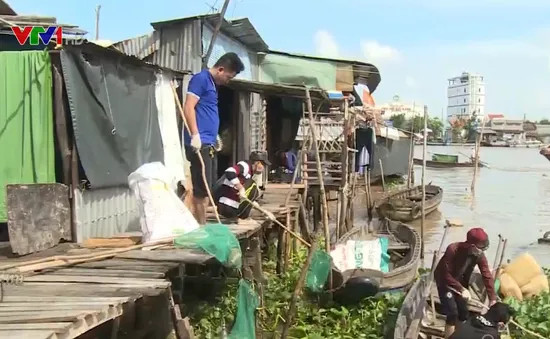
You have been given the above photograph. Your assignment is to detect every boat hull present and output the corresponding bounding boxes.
[329,220,421,306]
[375,184,443,222]
[413,158,486,168]
[394,272,489,339]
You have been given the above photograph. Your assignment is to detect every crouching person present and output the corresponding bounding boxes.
[449,302,514,339]
[214,152,275,222]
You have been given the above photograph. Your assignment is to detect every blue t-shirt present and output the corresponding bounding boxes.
[183,69,218,146]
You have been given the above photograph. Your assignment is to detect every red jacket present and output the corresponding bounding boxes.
[217,161,252,209]
[434,242,497,302]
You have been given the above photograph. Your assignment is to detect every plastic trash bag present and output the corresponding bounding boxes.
[128,162,199,243]
[229,279,259,339]
[174,223,242,268]
[305,249,332,292]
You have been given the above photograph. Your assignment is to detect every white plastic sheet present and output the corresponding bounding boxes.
[128,162,199,244]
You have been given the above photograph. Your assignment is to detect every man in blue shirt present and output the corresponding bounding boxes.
[184,52,244,224]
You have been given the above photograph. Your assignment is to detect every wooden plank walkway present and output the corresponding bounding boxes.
[0,219,264,339]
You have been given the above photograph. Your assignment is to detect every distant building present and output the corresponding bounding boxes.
[379,95,423,120]
[447,72,485,121]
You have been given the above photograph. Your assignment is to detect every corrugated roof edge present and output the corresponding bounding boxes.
[227,79,328,101]
[150,13,268,51]
[267,49,378,68]
[66,41,191,76]
[0,0,16,15]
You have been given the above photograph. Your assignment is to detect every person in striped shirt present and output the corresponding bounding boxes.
[214,152,275,221]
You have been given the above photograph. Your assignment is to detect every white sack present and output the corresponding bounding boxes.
[330,239,382,272]
[128,162,199,244]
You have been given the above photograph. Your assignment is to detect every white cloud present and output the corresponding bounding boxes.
[310,28,550,119]
[314,30,339,58]
[373,30,550,119]
[360,40,401,63]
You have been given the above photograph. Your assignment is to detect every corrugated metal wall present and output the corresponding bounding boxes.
[202,24,254,80]
[153,19,202,73]
[73,187,140,243]
[113,32,159,59]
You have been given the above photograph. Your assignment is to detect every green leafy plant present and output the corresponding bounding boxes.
[189,247,404,338]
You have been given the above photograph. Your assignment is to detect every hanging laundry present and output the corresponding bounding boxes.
[358,147,369,175]
[355,127,376,172]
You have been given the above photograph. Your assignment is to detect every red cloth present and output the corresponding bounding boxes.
[467,228,489,248]
[434,242,497,302]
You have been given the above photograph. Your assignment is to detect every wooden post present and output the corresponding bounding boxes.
[420,105,428,259]
[304,88,331,274]
[94,5,101,40]
[379,159,386,193]
[471,115,485,194]
[338,99,350,239]
[202,0,231,69]
[406,103,416,189]
[280,234,320,339]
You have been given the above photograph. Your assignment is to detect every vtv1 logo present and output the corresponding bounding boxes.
[11,26,84,46]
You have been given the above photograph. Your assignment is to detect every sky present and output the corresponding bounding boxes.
[9,0,550,120]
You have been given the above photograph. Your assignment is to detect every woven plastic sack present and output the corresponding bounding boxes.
[305,249,331,292]
[229,279,259,339]
[174,223,242,268]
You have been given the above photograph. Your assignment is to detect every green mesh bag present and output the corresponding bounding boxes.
[228,279,259,339]
[174,223,242,268]
[305,249,331,292]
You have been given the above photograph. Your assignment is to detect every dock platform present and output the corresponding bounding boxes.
[0,220,265,339]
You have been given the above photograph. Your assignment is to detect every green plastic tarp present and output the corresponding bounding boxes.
[0,51,55,221]
[259,53,337,90]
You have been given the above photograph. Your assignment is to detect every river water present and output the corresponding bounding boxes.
[407,145,550,267]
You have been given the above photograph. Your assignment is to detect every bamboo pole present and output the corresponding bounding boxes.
[280,234,320,339]
[406,103,416,189]
[171,83,221,223]
[492,234,503,277]
[471,115,486,194]
[304,87,331,279]
[379,159,386,193]
[420,105,428,259]
[338,99,350,239]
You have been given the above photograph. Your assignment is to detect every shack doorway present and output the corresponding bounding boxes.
[217,86,237,178]
[265,96,302,171]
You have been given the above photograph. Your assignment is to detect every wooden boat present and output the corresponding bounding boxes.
[329,219,421,305]
[375,185,443,222]
[540,147,550,162]
[413,158,487,168]
[394,272,490,339]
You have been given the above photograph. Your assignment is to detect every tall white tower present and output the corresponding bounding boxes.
[447,72,485,121]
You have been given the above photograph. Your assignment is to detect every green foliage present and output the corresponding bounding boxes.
[189,247,404,338]
[503,268,550,338]
[389,113,444,137]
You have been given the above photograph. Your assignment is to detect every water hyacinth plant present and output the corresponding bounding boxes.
[188,249,550,338]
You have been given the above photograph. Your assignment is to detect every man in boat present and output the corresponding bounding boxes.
[213,151,276,222]
[449,302,514,339]
[434,228,497,339]
[470,146,478,162]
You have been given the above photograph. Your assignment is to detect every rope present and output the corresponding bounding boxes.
[170,82,221,224]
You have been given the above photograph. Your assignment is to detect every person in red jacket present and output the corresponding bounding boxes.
[213,152,274,221]
[434,228,497,339]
